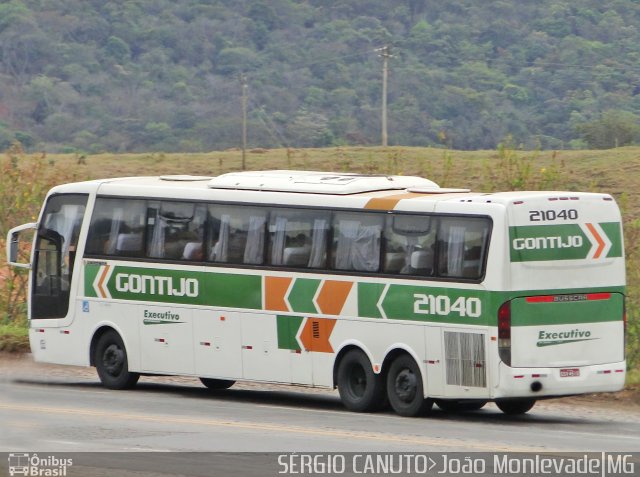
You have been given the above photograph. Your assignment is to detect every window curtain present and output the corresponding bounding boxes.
[270,216,288,265]
[243,215,266,264]
[307,218,328,268]
[335,220,381,272]
[106,208,124,254]
[55,205,83,288]
[149,210,166,258]
[447,225,466,276]
[211,214,230,261]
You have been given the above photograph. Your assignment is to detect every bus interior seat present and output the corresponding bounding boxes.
[283,246,310,266]
[182,242,203,260]
[383,252,405,273]
[115,233,142,254]
[410,250,433,274]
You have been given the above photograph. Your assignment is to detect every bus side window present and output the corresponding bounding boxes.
[85,198,146,257]
[146,201,206,260]
[207,205,268,265]
[436,217,490,279]
[383,214,434,275]
[332,212,384,272]
[268,209,330,269]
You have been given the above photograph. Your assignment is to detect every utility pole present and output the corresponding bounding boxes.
[240,74,248,170]
[376,46,393,147]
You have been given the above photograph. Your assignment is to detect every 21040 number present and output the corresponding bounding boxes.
[529,209,578,221]
[413,294,482,318]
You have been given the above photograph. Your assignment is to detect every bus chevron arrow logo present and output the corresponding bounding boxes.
[92,265,112,299]
[583,222,609,259]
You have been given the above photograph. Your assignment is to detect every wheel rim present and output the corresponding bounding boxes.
[347,363,367,398]
[102,343,124,376]
[394,368,417,403]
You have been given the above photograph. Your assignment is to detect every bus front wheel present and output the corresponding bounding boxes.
[496,398,536,415]
[94,330,139,390]
[337,349,385,412]
[386,354,433,417]
[200,377,235,390]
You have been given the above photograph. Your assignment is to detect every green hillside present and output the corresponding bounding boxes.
[1,0,640,152]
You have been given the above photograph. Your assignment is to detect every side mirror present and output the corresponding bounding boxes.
[6,222,37,269]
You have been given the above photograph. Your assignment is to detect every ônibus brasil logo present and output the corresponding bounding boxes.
[510,222,622,262]
[8,453,73,477]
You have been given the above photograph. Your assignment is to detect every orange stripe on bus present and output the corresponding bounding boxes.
[316,280,353,315]
[586,223,605,259]
[264,276,292,312]
[364,192,427,210]
[97,265,110,298]
[299,318,337,353]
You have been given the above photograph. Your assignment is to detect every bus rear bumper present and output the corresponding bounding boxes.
[494,361,626,399]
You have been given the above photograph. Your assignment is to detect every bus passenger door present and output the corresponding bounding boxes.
[32,194,88,320]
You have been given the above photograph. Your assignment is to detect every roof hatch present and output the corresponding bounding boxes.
[207,170,440,195]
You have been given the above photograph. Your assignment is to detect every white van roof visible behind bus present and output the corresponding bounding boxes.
[207,170,440,195]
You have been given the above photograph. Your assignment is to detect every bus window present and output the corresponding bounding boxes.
[208,205,268,265]
[33,194,88,319]
[147,201,206,260]
[268,209,330,268]
[332,212,384,272]
[383,215,435,275]
[85,198,146,257]
[436,217,490,279]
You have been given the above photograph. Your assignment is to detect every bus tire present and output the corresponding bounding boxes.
[337,349,385,412]
[496,398,536,415]
[386,354,433,417]
[200,377,235,390]
[436,399,488,412]
[94,330,139,390]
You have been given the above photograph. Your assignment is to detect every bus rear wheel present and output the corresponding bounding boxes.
[386,354,433,417]
[95,330,139,390]
[496,398,536,415]
[200,377,235,390]
[337,349,385,412]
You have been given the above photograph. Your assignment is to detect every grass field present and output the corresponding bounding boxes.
[2,144,640,375]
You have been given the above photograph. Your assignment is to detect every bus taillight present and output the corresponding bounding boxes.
[498,301,511,366]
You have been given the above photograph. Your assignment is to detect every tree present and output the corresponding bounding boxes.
[576,110,640,149]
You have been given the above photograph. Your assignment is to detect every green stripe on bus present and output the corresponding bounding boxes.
[511,293,624,327]
[84,264,99,298]
[382,285,490,325]
[509,222,624,262]
[600,222,623,258]
[357,283,384,318]
[509,224,591,262]
[288,278,320,313]
[83,264,624,328]
[277,315,304,350]
[90,264,262,309]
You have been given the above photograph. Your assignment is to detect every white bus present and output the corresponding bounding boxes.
[7,170,626,416]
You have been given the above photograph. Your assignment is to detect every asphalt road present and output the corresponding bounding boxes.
[0,355,639,475]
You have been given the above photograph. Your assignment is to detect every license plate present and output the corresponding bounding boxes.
[560,368,580,377]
